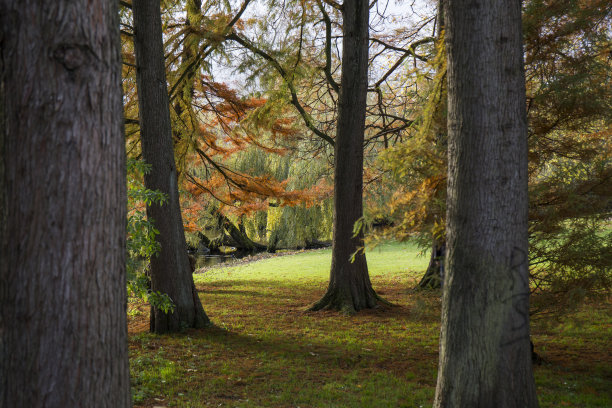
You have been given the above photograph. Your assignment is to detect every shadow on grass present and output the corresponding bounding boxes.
[130,274,612,408]
[197,279,441,320]
[136,320,439,381]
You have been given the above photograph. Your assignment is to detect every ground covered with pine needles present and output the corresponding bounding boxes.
[128,242,611,407]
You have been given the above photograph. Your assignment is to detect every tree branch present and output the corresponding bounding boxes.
[226,32,335,146]
[185,172,234,207]
[168,0,254,103]
[317,0,340,93]
[373,37,434,87]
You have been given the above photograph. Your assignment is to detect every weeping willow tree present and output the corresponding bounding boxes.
[263,157,333,250]
[189,144,333,251]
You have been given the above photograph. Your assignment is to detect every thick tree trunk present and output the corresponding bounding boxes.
[434,0,538,407]
[0,1,131,406]
[132,0,210,333]
[309,0,379,314]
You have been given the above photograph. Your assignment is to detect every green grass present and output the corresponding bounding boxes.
[199,240,429,283]
[128,241,611,407]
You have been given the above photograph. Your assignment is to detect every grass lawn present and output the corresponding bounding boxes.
[128,241,612,407]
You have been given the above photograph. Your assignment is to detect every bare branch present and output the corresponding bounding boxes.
[372,37,434,87]
[317,0,340,93]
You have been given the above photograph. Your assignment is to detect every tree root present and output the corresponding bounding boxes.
[307,287,393,315]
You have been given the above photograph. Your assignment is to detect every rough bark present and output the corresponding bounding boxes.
[132,0,210,333]
[0,1,131,406]
[309,0,379,314]
[434,0,539,407]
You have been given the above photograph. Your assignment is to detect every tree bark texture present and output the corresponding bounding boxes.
[132,0,210,333]
[309,0,378,314]
[434,0,538,407]
[0,1,131,406]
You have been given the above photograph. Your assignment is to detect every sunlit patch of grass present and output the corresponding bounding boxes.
[195,240,428,285]
[128,241,611,407]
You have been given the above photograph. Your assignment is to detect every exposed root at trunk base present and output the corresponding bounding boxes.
[150,305,212,334]
[414,240,445,290]
[414,268,442,290]
[149,285,211,334]
[307,288,393,315]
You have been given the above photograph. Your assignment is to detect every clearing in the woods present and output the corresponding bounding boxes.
[128,242,611,408]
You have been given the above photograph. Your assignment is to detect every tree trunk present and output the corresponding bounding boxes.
[132,0,210,333]
[197,209,267,253]
[309,0,379,314]
[434,0,538,407]
[222,213,267,252]
[0,1,131,406]
[416,239,445,290]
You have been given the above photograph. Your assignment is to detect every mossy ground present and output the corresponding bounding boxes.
[128,242,611,407]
